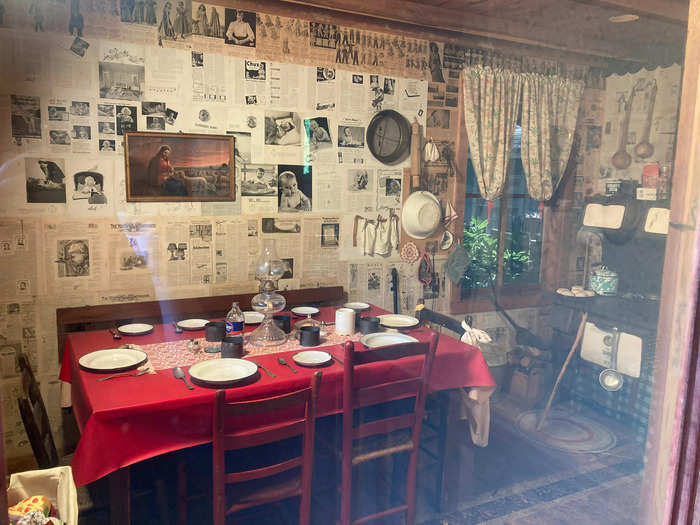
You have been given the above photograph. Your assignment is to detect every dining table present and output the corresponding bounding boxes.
[58,304,495,523]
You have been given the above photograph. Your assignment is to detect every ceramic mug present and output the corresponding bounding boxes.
[335,308,356,335]
[295,325,320,347]
[221,336,244,358]
[359,316,380,335]
[205,321,226,342]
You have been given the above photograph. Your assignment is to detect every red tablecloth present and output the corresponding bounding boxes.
[59,305,495,486]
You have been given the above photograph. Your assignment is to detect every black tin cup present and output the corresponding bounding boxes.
[221,336,244,358]
[295,325,320,347]
[273,314,291,334]
[359,316,380,335]
[205,321,226,342]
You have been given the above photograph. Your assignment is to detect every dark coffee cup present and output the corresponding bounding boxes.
[205,321,226,342]
[295,325,320,347]
[349,308,364,328]
[359,316,380,335]
[221,336,244,358]
[273,314,291,334]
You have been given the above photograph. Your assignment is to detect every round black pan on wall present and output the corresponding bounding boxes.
[366,109,412,165]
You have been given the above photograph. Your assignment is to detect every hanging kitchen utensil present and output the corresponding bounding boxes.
[424,138,440,163]
[391,267,399,314]
[599,328,624,391]
[611,80,643,170]
[634,79,657,159]
[366,109,412,166]
[439,230,454,250]
[445,241,471,284]
[418,250,433,286]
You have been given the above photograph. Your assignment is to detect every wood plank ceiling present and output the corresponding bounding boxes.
[281,0,688,66]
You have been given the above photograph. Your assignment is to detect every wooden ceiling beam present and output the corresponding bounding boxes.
[569,0,688,24]
[275,0,669,62]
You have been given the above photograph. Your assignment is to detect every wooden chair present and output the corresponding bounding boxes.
[415,306,468,511]
[16,354,169,523]
[207,372,322,525]
[340,333,439,525]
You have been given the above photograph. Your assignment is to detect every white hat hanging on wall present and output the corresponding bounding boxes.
[401,190,442,239]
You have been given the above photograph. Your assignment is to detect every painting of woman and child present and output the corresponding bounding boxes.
[124,132,235,202]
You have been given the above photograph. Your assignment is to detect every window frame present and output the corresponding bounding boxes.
[447,84,574,314]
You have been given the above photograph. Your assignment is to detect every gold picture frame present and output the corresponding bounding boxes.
[124,132,235,202]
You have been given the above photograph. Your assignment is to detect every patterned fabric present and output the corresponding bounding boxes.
[521,73,584,201]
[135,325,364,371]
[461,65,523,201]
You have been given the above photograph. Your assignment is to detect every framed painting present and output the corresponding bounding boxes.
[124,132,235,202]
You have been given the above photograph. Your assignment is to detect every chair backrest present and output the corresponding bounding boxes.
[416,306,466,338]
[342,332,439,443]
[16,354,59,469]
[212,372,321,522]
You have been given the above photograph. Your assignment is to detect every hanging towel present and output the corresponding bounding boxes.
[446,243,472,284]
[361,218,378,256]
[374,213,399,256]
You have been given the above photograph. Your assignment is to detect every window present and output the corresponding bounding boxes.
[462,126,543,297]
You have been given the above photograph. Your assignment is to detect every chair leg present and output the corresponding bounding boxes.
[405,449,419,525]
[434,390,449,510]
[154,478,169,525]
[340,446,352,525]
[176,461,187,525]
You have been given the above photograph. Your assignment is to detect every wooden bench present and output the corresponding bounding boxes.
[56,286,346,359]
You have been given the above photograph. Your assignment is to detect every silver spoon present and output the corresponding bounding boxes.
[173,367,194,390]
[277,357,297,373]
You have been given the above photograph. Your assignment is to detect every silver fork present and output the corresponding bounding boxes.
[97,369,150,381]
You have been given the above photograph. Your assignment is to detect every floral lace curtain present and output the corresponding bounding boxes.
[461,65,523,201]
[520,73,584,201]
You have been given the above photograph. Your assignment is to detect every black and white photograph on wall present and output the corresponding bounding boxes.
[191,3,221,37]
[116,105,137,135]
[245,95,257,105]
[316,67,335,81]
[278,165,312,212]
[72,125,91,140]
[70,36,90,57]
[215,262,227,282]
[191,51,204,67]
[98,121,115,134]
[120,0,158,24]
[304,117,332,152]
[281,258,293,279]
[352,74,363,84]
[48,106,69,121]
[142,101,166,115]
[25,158,66,203]
[383,78,396,95]
[338,125,364,148]
[261,218,301,234]
[72,170,107,204]
[368,271,381,290]
[11,95,41,138]
[165,108,178,125]
[100,139,115,152]
[97,104,114,117]
[70,101,90,116]
[247,220,258,237]
[147,116,166,130]
[429,42,445,83]
[241,164,276,196]
[99,62,145,100]
[348,169,371,191]
[119,251,148,270]
[49,130,71,145]
[310,22,338,49]
[321,223,339,247]
[385,177,401,197]
[224,8,256,46]
[56,239,90,277]
[265,111,301,146]
[426,109,451,129]
[244,60,266,80]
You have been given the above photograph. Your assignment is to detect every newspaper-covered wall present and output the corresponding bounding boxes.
[0,1,465,462]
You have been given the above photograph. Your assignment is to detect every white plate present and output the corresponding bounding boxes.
[176,319,209,330]
[117,323,154,336]
[343,302,370,311]
[291,306,320,317]
[79,348,148,373]
[188,358,258,387]
[378,314,420,329]
[292,350,332,367]
[243,311,265,324]
[360,332,419,348]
